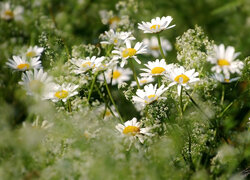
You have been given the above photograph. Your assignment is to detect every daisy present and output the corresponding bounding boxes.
[207,44,244,79]
[98,66,132,85]
[6,56,42,71]
[112,40,147,67]
[98,105,118,120]
[99,10,120,29]
[0,2,23,21]
[25,46,44,58]
[212,73,240,84]
[167,66,199,96]
[70,56,105,74]
[140,59,173,77]
[132,84,168,109]
[100,29,135,47]
[19,69,54,96]
[44,83,79,102]
[138,16,175,33]
[143,36,172,57]
[116,118,153,143]
[131,76,154,87]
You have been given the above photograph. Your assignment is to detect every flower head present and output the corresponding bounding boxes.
[132,84,168,109]
[138,16,175,33]
[131,76,154,87]
[19,69,53,96]
[25,46,44,58]
[141,59,173,77]
[116,118,153,143]
[44,83,79,102]
[212,73,240,84]
[112,40,147,67]
[167,66,199,95]
[143,36,172,57]
[0,2,23,21]
[6,56,42,71]
[207,44,244,79]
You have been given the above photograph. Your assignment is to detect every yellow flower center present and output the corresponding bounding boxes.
[174,74,190,84]
[224,79,230,83]
[82,61,92,68]
[151,67,166,74]
[54,90,68,99]
[4,10,14,18]
[114,39,118,44]
[17,63,30,70]
[122,48,137,58]
[123,126,140,136]
[150,24,160,30]
[217,59,230,66]
[145,94,157,104]
[112,70,121,79]
[26,51,36,58]
[148,94,156,99]
[105,110,111,117]
[109,16,120,25]
[140,79,148,84]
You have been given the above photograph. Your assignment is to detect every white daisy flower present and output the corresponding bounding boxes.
[131,76,154,87]
[19,69,53,96]
[0,2,23,21]
[112,40,147,67]
[99,10,121,29]
[167,66,199,96]
[143,36,172,57]
[25,46,44,58]
[141,59,173,77]
[44,83,79,102]
[98,105,118,120]
[70,56,105,74]
[100,29,135,47]
[138,16,175,34]
[6,56,42,71]
[207,44,244,79]
[98,66,132,85]
[116,117,153,143]
[132,84,168,109]
[212,73,240,84]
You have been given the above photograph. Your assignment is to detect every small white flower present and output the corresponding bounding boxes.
[212,73,240,83]
[116,117,153,143]
[100,29,135,47]
[19,69,54,96]
[143,36,172,57]
[207,44,244,79]
[132,84,168,109]
[138,16,175,33]
[167,66,199,96]
[0,2,23,21]
[70,56,105,74]
[44,83,79,102]
[98,66,132,85]
[99,10,121,29]
[131,76,154,87]
[98,105,118,120]
[112,40,147,67]
[25,46,44,58]
[140,59,173,77]
[6,56,42,71]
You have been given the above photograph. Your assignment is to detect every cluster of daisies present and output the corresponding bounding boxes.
[6,14,245,144]
[6,46,79,103]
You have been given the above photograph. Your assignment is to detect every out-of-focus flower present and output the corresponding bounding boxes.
[207,44,244,79]
[0,2,23,21]
[116,117,153,143]
[131,76,154,87]
[6,56,42,71]
[25,46,44,58]
[143,36,172,57]
[112,40,147,67]
[212,73,240,83]
[138,16,175,33]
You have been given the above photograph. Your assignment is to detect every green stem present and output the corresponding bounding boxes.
[156,33,167,61]
[220,84,225,106]
[67,99,72,112]
[180,86,183,117]
[103,73,124,122]
[219,101,234,118]
[158,76,162,87]
[87,73,98,104]
[129,59,140,89]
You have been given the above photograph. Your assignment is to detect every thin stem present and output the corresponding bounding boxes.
[180,86,183,117]
[129,59,140,89]
[219,101,234,118]
[103,73,124,122]
[220,84,225,106]
[87,73,98,104]
[67,99,72,112]
[157,76,161,87]
[156,33,166,61]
